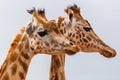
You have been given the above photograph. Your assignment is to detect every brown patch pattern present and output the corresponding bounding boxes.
[2,73,9,80]
[11,64,17,75]
[10,52,18,64]
[18,57,28,73]
[18,71,25,79]
[21,51,30,60]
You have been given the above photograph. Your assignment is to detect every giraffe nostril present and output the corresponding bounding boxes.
[69,42,74,45]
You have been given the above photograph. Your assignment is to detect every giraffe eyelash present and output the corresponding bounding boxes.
[37,30,48,37]
[83,27,91,32]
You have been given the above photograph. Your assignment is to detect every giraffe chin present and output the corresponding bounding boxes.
[100,48,116,58]
[65,50,77,55]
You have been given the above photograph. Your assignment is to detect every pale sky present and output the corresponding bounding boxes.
[0,0,120,80]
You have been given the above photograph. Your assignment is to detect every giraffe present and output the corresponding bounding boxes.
[49,4,116,80]
[0,8,80,80]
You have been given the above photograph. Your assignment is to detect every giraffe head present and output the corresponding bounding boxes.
[59,4,116,58]
[26,8,80,55]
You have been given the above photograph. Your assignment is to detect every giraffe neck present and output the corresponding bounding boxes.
[49,54,66,80]
[0,34,34,80]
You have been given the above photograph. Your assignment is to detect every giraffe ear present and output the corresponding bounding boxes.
[65,9,74,21]
[27,7,35,14]
[64,9,68,13]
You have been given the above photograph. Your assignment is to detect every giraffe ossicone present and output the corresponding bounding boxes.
[0,8,80,80]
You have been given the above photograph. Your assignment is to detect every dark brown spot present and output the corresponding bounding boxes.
[82,33,85,37]
[76,31,80,34]
[53,27,59,34]
[76,26,80,30]
[30,47,34,50]
[82,38,88,43]
[79,39,83,42]
[79,34,82,38]
[87,36,91,41]
[54,74,58,80]
[2,73,9,80]
[70,39,75,43]
[72,34,75,38]
[36,41,40,45]
[10,52,18,64]
[18,57,28,73]
[11,64,17,75]
[45,42,50,47]
[21,51,30,60]
[60,29,64,34]
[19,71,25,79]
[61,23,64,26]
[76,35,78,39]
[68,33,72,37]
[90,43,93,47]
[87,44,90,48]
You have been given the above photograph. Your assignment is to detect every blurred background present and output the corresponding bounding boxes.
[0,0,120,80]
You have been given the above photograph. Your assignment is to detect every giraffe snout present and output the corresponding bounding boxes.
[69,42,74,45]
[64,45,80,55]
[100,47,116,58]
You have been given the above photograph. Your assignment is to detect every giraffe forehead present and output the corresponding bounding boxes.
[75,19,91,29]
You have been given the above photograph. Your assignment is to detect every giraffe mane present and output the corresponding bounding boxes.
[7,27,25,58]
[58,16,65,28]
[0,27,25,76]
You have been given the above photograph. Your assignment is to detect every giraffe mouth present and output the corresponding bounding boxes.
[64,45,80,55]
[100,47,116,58]
[64,50,76,55]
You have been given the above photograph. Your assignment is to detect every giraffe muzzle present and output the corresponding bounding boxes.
[100,47,116,58]
[64,45,80,55]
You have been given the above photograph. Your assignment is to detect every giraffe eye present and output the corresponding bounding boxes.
[37,30,48,37]
[83,27,91,32]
